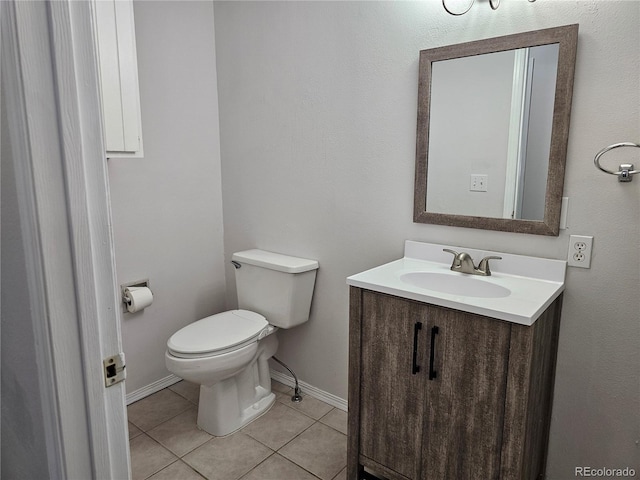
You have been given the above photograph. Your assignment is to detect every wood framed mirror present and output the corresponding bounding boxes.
[414,25,578,235]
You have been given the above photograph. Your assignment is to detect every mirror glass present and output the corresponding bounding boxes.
[414,25,578,235]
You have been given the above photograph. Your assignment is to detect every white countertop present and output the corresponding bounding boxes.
[347,241,566,326]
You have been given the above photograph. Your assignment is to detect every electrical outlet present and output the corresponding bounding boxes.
[567,235,593,268]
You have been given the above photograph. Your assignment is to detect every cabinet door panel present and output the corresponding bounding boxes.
[360,292,427,479]
[94,0,142,154]
[422,306,511,480]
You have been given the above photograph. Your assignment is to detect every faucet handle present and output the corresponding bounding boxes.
[443,248,460,266]
[477,256,502,276]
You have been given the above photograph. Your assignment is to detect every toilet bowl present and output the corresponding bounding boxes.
[165,249,318,436]
[166,310,279,436]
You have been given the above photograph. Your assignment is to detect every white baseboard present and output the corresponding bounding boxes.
[270,369,348,412]
[126,374,182,405]
[126,371,349,413]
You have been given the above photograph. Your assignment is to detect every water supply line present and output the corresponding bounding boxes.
[272,356,303,403]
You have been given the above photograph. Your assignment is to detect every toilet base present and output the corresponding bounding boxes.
[201,391,275,437]
[197,382,276,437]
[196,333,278,436]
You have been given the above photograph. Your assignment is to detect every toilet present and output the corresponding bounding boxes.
[165,249,318,436]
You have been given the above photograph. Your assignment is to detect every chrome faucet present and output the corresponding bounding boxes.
[443,249,502,276]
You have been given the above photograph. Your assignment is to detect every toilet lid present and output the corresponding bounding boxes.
[167,310,269,357]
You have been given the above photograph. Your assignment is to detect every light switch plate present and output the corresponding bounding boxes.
[560,197,568,229]
[470,174,488,192]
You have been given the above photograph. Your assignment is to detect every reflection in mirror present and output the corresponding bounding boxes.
[414,25,578,236]
[427,44,559,221]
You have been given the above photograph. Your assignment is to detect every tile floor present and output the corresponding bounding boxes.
[127,380,348,480]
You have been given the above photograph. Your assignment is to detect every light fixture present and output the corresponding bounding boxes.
[443,0,536,16]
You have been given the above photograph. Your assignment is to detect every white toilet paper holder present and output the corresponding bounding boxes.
[121,279,150,313]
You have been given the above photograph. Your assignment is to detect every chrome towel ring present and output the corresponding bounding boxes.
[594,142,640,182]
[442,0,536,16]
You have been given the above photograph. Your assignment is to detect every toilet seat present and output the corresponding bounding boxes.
[167,310,270,359]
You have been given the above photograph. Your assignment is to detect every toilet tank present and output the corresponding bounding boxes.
[231,249,318,328]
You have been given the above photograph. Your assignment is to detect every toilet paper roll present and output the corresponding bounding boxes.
[124,286,153,313]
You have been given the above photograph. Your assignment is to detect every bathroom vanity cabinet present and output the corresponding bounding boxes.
[347,287,563,480]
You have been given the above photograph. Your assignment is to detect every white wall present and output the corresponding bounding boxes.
[214,1,639,477]
[108,1,226,394]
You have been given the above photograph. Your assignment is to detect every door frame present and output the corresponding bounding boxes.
[2,1,130,477]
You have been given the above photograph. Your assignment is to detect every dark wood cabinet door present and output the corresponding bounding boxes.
[359,291,429,479]
[421,305,512,480]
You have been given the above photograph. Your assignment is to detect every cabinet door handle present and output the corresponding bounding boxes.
[429,326,439,380]
[412,322,422,374]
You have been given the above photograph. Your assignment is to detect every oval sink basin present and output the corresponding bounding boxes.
[400,272,511,298]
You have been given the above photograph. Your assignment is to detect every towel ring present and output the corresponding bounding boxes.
[442,0,474,16]
[594,142,640,182]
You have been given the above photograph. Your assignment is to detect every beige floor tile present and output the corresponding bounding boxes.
[275,389,294,405]
[242,402,314,450]
[128,389,193,431]
[169,380,200,405]
[332,467,347,480]
[319,408,348,435]
[183,432,273,480]
[284,394,333,420]
[239,454,318,480]
[279,422,347,480]
[147,460,206,480]
[129,434,178,480]
[128,421,143,440]
[147,407,212,457]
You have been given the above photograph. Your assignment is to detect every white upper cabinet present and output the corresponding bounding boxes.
[94,0,143,156]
